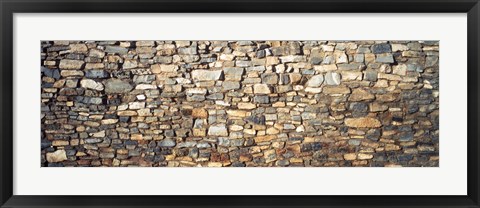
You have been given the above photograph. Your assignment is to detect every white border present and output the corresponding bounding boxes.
[14,13,467,195]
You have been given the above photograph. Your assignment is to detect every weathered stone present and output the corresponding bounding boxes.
[191,70,223,81]
[85,70,109,79]
[46,150,67,163]
[223,67,244,81]
[324,72,341,85]
[345,117,382,128]
[323,86,351,94]
[253,84,271,94]
[80,79,104,91]
[104,79,133,94]
[208,124,228,136]
[305,74,324,87]
[349,88,374,101]
[376,54,394,63]
[59,59,84,70]
[371,43,392,54]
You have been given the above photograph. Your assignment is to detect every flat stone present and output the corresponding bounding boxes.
[105,46,129,54]
[345,117,382,128]
[104,79,133,94]
[305,74,324,87]
[364,70,378,81]
[238,102,256,110]
[376,54,394,63]
[261,73,278,84]
[191,70,223,81]
[253,84,271,94]
[325,72,341,85]
[349,88,374,101]
[59,59,84,70]
[192,108,208,118]
[323,86,351,94]
[159,138,176,147]
[223,67,244,81]
[46,150,67,163]
[80,79,104,91]
[208,124,228,136]
[371,43,392,54]
[85,70,109,79]
[222,81,241,90]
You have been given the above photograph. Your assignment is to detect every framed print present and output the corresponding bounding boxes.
[1,0,479,207]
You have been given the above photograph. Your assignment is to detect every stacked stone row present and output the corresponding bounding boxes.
[41,40,439,167]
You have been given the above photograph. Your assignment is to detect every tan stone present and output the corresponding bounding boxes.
[46,150,67,163]
[349,88,374,101]
[345,117,382,128]
[59,59,84,70]
[101,119,118,125]
[193,128,207,137]
[253,84,271,94]
[227,110,249,117]
[238,102,256,110]
[117,111,138,116]
[343,153,357,160]
[358,153,374,160]
[131,134,143,140]
[52,140,69,146]
[60,70,84,77]
[323,86,351,94]
[254,135,277,143]
[192,108,208,118]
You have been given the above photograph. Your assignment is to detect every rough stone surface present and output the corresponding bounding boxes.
[41,40,439,167]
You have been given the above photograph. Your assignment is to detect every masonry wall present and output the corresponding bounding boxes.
[41,40,439,167]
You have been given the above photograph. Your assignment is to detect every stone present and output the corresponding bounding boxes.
[46,150,68,163]
[104,79,133,94]
[371,43,392,54]
[192,108,208,118]
[238,103,256,110]
[305,74,324,87]
[208,124,228,136]
[324,72,341,85]
[261,73,278,84]
[80,79,104,91]
[253,84,271,94]
[364,70,378,82]
[159,138,176,147]
[222,81,241,90]
[105,46,129,54]
[191,70,223,81]
[123,60,138,69]
[223,67,244,81]
[85,70,109,79]
[59,59,84,70]
[61,70,84,77]
[376,54,394,63]
[323,86,350,94]
[349,88,374,101]
[345,117,382,128]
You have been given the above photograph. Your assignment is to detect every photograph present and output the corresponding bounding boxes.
[40,40,440,167]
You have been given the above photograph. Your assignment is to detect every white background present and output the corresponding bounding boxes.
[13,13,467,195]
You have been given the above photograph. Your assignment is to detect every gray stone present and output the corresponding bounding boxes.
[325,72,341,85]
[376,54,394,63]
[85,70,109,79]
[133,75,156,84]
[104,79,134,94]
[191,70,223,81]
[178,46,197,55]
[364,70,378,81]
[105,46,129,54]
[371,43,392,54]
[253,95,269,104]
[305,74,324,87]
[159,138,176,147]
[261,73,278,84]
[222,81,241,90]
[208,124,228,136]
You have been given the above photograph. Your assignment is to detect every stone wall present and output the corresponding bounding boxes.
[41,40,439,167]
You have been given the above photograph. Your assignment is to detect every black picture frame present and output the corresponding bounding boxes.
[1,0,479,207]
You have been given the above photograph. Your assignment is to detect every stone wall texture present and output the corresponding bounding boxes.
[41,40,439,167]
